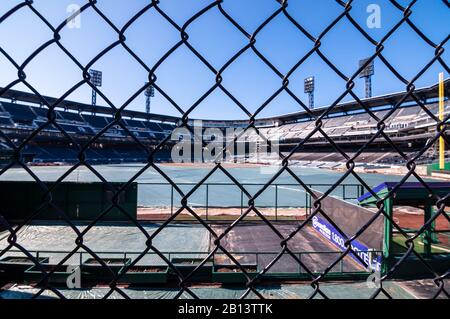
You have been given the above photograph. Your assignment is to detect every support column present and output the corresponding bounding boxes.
[422,202,437,257]
[382,197,393,275]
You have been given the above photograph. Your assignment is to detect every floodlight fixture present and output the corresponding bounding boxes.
[88,69,102,108]
[358,59,375,98]
[359,58,374,78]
[145,83,155,98]
[145,82,155,114]
[89,69,102,87]
[304,76,315,94]
[304,76,315,109]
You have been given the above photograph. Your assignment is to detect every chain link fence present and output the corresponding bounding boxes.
[0,0,449,299]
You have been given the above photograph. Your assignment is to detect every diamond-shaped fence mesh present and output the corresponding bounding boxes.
[0,0,449,299]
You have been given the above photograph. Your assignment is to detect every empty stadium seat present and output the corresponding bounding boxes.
[32,106,52,118]
[0,117,13,126]
[158,123,176,131]
[58,111,85,123]
[83,114,109,128]
[1,102,36,122]
[143,121,164,132]
[124,119,146,129]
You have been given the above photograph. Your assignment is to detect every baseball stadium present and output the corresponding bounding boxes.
[0,0,449,300]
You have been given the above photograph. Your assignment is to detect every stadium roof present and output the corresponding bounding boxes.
[0,89,181,124]
[358,182,450,206]
[1,79,448,125]
[257,79,450,124]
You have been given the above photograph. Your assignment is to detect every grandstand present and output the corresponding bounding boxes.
[0,80,448,166]
[0,93,176,164]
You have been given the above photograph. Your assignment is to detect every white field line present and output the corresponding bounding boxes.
[415,241,450,253]
[275,186,305,193]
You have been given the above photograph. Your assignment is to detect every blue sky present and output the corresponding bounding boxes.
[0,0,449,120]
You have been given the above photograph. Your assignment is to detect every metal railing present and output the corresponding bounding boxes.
[2,248,382,277]
[138,182,365,221]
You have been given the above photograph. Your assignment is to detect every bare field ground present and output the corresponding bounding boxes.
[394,211,449,230]
[210,224,365,274]
[137,207,307,221]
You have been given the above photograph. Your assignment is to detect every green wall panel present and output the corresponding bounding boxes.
[0,181,137,222]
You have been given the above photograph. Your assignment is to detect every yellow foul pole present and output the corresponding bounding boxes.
[439,72,445,170]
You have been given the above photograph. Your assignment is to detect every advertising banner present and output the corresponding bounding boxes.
[312,215,382,271]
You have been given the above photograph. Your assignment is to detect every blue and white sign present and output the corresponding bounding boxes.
[312,215,382,271]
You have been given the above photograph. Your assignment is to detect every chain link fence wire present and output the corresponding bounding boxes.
[0,0,449,299]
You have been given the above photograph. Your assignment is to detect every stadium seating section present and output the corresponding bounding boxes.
[0,100,448,165]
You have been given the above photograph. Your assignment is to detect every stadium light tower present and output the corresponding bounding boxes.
[359,58,374,99]
[304,76,315,109]
[144,82,155,114]
[89,69,102,108]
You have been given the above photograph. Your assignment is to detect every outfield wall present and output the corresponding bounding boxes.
[0,181,137,222]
